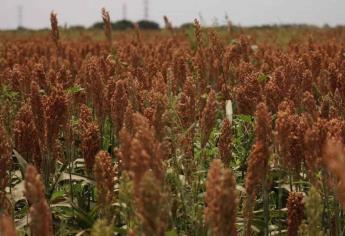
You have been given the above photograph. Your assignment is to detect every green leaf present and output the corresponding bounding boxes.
[236,185,246,193]
[7,180,25,203]
[58,172,95,184]
[15,214,30,229]
[50,190,66,203]
[257,73,269,83]
[236,114,253,123]
[165,229,178,236]
[65,85,84,94]
[230,39,239,45]
[13,149,28,177]
[0,85,18,101]
[71,202,96,227]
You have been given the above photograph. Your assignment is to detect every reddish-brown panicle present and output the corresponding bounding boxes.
[13,102,41,167]
[218,119,232,166]
[94,151,117,218]
[44,84,69,149]
[177,76,196,129]
[111,79,128,135]
[130,113,164,183]
[24,165,53,236]
[30,81,46,149]
[244,103,271,236]
[79,104,101,173]
[134,171,169,236]
[205,159,238,236]
[0,214,16,236]
[287,192,304,236]
[200,89,217,148]
[101,8,112,47]
[323,138,345,209]
[0,121,11,208]
[50,11,59,48]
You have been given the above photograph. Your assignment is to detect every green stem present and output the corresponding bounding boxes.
[289,171,293,192]
[69,138,74,203]
[322,171,331,234]
[263,180,269,236]
[44,151,51,190]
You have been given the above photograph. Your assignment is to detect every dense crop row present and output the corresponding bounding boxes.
[1,10,345,235]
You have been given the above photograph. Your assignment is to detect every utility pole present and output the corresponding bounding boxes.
[143,0,149,20]
[17,5,23,28]
[122,2,127,20]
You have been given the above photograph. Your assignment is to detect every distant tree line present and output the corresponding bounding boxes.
[12,21,344,32]
[91,19,160,30]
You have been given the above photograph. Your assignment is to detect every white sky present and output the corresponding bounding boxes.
[1,0,345,29]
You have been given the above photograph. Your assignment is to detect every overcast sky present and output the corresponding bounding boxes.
[1,0,345,29]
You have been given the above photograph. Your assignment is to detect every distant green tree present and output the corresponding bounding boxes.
[180,22,194,29]
[17,26,29,31]
[137,20,160,30]
[112,20,134,30]
[69,25,86,30]
[91,22,103,30]
[91,20,135,31]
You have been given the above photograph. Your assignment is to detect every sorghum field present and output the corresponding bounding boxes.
[1,10,345,236]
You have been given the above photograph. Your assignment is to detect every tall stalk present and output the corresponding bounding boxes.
[263,180,269,236]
